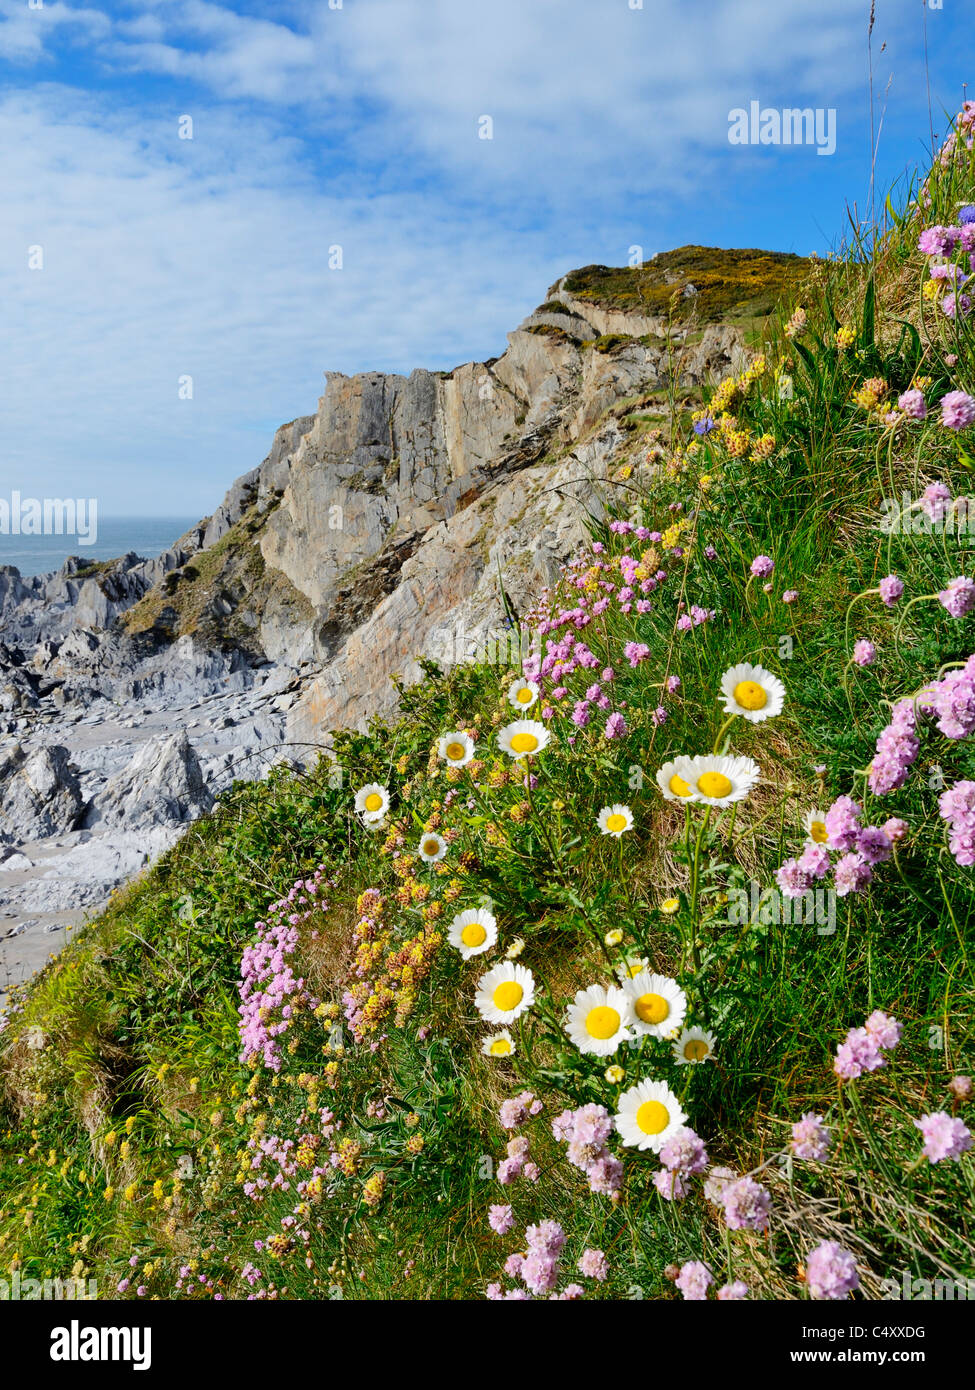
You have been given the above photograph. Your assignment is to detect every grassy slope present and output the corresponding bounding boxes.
[2,124,975,1302]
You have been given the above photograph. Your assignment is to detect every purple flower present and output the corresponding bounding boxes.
[864,1010,901,1049]
[675,1261,713,1301]
[717,1280,749,1300]
[577,1248,609,1281]
[604,712,628,740]
[488,1203,515,1235]
[856,826,892,864]
[898,388,927,420]
[776,858,813,899]
[878,574,904,606]
[653,1168,688,1201]
[782,589,799,604]
[721,1176,772,1231]
[918,225,957,256]
[797,843,831,879]
[806,1241,859,1300]
[824,795,862,851]
[834,1026,885,1080]
[660,1126,709,1175]
[750,555,774,578]
[791,1112,831,1162]
[938,575,975,618]
[941,391,975,431]
[852,640,876,667]
[883,817,908,842]
[833,852,873,897]
[922,481,952,521]
[915,1111,972,1164]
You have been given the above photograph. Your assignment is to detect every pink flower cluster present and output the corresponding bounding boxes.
[790,1112,831,1162]
[914,1111,972,1164]
[776,796,902,901]
[551,1103,623,1199]
[938,780,975,866]
[652,1126,709,1202]
[834,1010,901,1081]
[805,1241,859,1300]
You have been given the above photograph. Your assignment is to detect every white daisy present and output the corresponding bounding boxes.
[615,1078,688,1153]
[438,731,475,767]
[673,1027,717,1065]
[597,804,633,838]
[621,971,687,1038]
[417,832,448,863]
[564,983,631,1056]
[719,662,786,723]
[475,962,535,1024]
[481,1030,515,1059]
[448,908,498,960]
[508,678,540,711]
[803,808,829,846]
[497,719,550,760]
[615,955,650,984]
[655,758,696,802]
[681,754,760,806]
[354,783,389,822]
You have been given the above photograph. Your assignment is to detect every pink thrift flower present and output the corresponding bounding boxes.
[791,1112,831,1161]
[878,574,904,605]
[675,1260,713,1301]
[852,640,876,667]
[750,555,774,578]
[577,1248,609,1281]
[489,1204,515,1235]
[915,1111,972,1163]
[941,391,975,430]
[806,1241,859,1299]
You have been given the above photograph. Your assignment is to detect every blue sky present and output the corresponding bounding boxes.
[1,0,973,516]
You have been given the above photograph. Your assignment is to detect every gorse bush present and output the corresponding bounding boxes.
[2,104,975,1303]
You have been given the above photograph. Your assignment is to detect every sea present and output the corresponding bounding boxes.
[0,518,200,580]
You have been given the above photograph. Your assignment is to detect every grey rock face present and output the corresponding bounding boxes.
[84,730,213,832]
[0,743,83,843]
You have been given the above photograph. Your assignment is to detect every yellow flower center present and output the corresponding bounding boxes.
[606,813,628,833]
[461,923,487,947]
[423,838,441,856]
[684,1039,709,1061]
[516,687,534,704]
[510,731,539,754]
[810,820,828,844]
[668,773,691,797]
[636,1100,670,1135]
[733,679,768,711]
[697,771,733,799]
[493,981,524,1011]
[585,1006,621,1040]
[364,793,383,813]
[635,992,670,1024]
[489,1038,512,1056]
[660,898,679,915]
[446,741,467,761]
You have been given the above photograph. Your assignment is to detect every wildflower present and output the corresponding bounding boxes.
[354,784,389,822]
[597,804,633,840]
[653,1168,688,1200]
[438,731,475,766]
[835,325,855,349]
[488,1204,515,1235]
[659,897,680,915]
[505,937,524,960]
[878,574,904,605]
[676,1261,713,1301]
[475,963,535,1024]
[949,1075,972,1102]
[856,827,892,864]
[802,808,829,846]
[615,1079,687,1153]
[678,754,761,806]
[673,1027,716,1064]
[565,984,631,1056]
[508,678,539,710]
[447,908,498,960]
[805,1241,859,1300]
[750,555,774,578]
[482,1030,515,1058]
[791,1113,831,1161]
[721,1176,772,1231]
[656,758,694,802]
[915,1112,972,1163]
[852,640,876,667]
[782,589,799,604]
[576,1248,609,1282]
[621,971,686,1039]
[824,795,861,851]
[417,832,447,864]
[717,1281,749,1300]
[719,661,785,722]
[604,1064,625,1084]
[497,719,550,759]
[604,712,628,740]
[938,575,975,617]
[940,391,975,431]
[834,1026,885,1080]
[898,388,927,419]
[704,1166,737,1204]
[660,1126,709,1174]
[922,481,953,522]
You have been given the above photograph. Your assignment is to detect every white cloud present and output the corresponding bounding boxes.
[0,0,109,62]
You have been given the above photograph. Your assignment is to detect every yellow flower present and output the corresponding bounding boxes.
[604,929,624,947]
[835,325,855,349]
[604,1064,625,1084]
[660,897,680,915]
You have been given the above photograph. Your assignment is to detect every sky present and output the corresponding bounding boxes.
[0,0,973,517]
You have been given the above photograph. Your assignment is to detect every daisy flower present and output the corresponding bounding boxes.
[497,719,550,760]
[508,678,540,711]
[659,897,680,915]
[719,662,785,722]
[656,758,695,802]
[448,908,498,960]
[615,1079,688,1153]
[616,955,650,983]
[598,804,633,837]
[803,808,829,846]
[418,832,448,863]
[475,963,535,1024]
[481,1030,515,1059]
[565,984,631,1056]
[673,1027,717,1064]
[621,971,687,1038]
[354,783,389,822]
[438,731,475,767]
[681,754,760,805]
